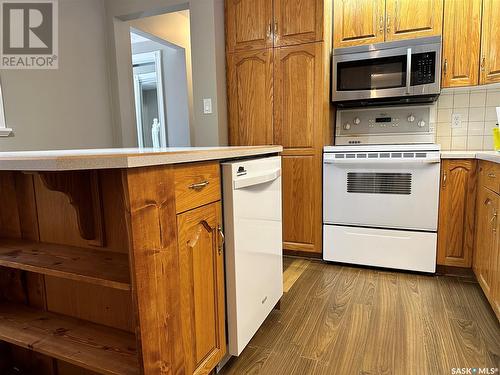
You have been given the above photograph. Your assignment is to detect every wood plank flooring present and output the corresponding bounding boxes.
[221,258,500,375]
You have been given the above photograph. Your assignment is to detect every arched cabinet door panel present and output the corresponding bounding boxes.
[437,159,477,267]
[227,49,273,146]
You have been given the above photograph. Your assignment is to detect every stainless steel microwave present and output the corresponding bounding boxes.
[332,36,441,106]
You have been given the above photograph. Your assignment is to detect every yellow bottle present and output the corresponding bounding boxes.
[493,127,500,151]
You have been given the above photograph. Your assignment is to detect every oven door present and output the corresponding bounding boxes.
[323,156,441,231]
[332,40,441,102]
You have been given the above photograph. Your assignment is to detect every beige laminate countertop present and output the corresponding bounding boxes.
[0,146,283,171]
[440,151,500,164]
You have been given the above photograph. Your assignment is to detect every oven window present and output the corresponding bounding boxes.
[337,55,407,91]
[347,172,412,195]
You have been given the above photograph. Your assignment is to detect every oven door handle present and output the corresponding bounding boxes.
[406,47,412,95]
[324,158,441,165]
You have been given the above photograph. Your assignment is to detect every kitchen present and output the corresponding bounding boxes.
[0,0,499,374]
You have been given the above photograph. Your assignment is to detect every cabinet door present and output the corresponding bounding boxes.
[227,49,273,146]
[441,0,482,87]
[177,202,226,374]
[386,0,443,41]
[282,153,322,254]
[274,0,323,47]
[274,43,323,149]
[225,0,273,52]
[474,187,498,299]
[437,160,477,267]
[333,0,385,48]
[480,0,500,84]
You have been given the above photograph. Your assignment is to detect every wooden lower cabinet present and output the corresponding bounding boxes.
[473,161,500,320]
[282,152,322,254]
[437,159,477,267]
[177,201,226,374]
[474,185,499,319]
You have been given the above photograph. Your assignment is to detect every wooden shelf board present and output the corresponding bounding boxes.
[0,239,131,290]
[0,303,139,375]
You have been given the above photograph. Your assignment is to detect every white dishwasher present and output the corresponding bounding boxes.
[222,156,283,356]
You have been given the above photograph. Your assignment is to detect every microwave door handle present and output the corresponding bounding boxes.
[406,48,412,95]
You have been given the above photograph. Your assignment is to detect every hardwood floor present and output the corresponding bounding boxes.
[221,258,500,374]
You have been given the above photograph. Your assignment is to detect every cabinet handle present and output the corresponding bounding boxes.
[481,57,486,72]
[386,15,391,34]
[189,180,209,190]
[379,15,384,34]
[274,22,278,39]
[443,59,448,75]
[492,211,498,232]
[217,225,225,255]
[442,172,447,188]
[267,22,272,39]
[488,172,496,179]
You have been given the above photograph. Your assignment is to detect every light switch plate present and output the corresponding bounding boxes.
[203,98,212,114]
[451,113,462,128]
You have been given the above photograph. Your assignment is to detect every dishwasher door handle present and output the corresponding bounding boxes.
[233,169,281,189]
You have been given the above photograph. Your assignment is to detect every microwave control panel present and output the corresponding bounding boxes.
[336,105,435,137]
[411,52,436,85]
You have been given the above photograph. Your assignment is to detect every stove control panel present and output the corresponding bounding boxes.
[336,105,434,135]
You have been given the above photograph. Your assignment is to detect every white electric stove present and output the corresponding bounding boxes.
[323,104,440,272]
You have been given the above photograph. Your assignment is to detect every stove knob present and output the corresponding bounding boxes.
[344,123,351,130]
[407,114,415,122]
[418,120,426,128]
[353,117,361,125]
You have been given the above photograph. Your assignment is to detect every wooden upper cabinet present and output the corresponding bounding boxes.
[333,0,385,48]
[177,202,226,374]
[437,160,477,267]
[227,49,273,146]
[274,0,324,46]
[282,153,322,254]
[441,0,482,87]
[385,0,443,41]
[274,43,323,149]
[480,0,500,84]
[226,0,273,52]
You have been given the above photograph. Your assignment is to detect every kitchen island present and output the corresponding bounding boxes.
[0,146,281,375]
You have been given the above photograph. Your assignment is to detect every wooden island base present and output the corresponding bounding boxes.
[0,159,236,375]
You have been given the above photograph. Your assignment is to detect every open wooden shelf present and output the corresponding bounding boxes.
[0,239,131,290]
[0,303,139,375]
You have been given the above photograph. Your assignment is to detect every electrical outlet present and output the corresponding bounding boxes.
[203,98,212,114]
[451,113,462,129]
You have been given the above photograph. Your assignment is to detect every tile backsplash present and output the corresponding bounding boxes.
[435,83,500,151]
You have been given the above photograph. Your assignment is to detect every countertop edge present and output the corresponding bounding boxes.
[440,151,500,164]
[0,146,283,171]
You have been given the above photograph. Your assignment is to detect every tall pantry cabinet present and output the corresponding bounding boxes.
[226,0,333,256]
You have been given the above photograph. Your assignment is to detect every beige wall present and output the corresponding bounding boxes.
[0,0,227,151]
[106,0,228,147]
[0,0,115,151]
